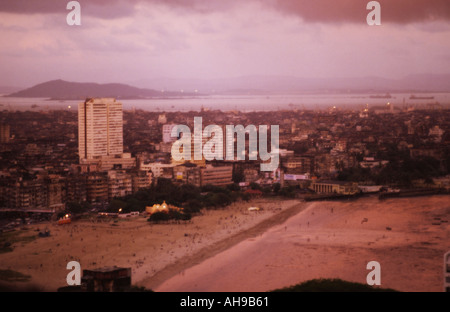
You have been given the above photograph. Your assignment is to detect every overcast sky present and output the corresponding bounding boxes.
[0,0,449,88]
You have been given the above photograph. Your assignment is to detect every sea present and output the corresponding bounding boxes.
[1,92,449,112]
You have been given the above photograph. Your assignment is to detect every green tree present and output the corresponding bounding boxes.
[148,211,170,223]
[184,199,203,214]
[214,192,232,207]
[241,192,251,202]
[109,199,127,213]
[232,166,245,183]
[226,183,241,192]
[66,201,90,215]
[273,183,281,193]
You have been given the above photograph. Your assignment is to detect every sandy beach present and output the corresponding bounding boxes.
[155,195,450,292]
[0,198,300,291]
[0,195,448,292]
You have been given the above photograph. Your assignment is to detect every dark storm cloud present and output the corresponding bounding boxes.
[272,0,450,24]
[0,0,136,19]
[0,0,449,23]
[0,0,237,18]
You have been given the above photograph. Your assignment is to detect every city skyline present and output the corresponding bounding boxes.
[1,101,449,292]
[0,1,449,89]
[0,1,449,295]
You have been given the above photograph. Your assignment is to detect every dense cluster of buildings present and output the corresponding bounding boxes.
[0,98,449,212]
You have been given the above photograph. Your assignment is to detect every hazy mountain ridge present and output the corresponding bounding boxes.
[5,79,195,100]
[133,74,450,94]
[5,74,450,100]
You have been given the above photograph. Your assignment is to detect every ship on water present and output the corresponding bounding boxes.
[409,95,435,100]
[369,93,392,99]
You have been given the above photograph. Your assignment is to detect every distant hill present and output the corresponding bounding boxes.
[133,74,450,94]
[5,79,195,100]
[6,74,450,99]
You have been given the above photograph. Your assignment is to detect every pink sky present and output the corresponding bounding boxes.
[0,0,449,88]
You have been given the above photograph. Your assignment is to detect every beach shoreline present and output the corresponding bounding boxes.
[0,195,448,292]
[0,198,302,291]
[155,195,450,292]
[136,200,309,290]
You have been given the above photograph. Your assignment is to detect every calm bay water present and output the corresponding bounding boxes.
[1,93,449,112]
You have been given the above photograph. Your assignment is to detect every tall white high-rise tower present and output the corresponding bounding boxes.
[78,98,123,161]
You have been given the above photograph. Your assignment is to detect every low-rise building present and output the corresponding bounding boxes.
[131,170,152,193]
[173,164,201,187]
[310,180,359,195]
[140,162,175,179]
[200,165,233,187]
[81,267,131,292]
[86,173,108,203]
[107,170,132,199]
